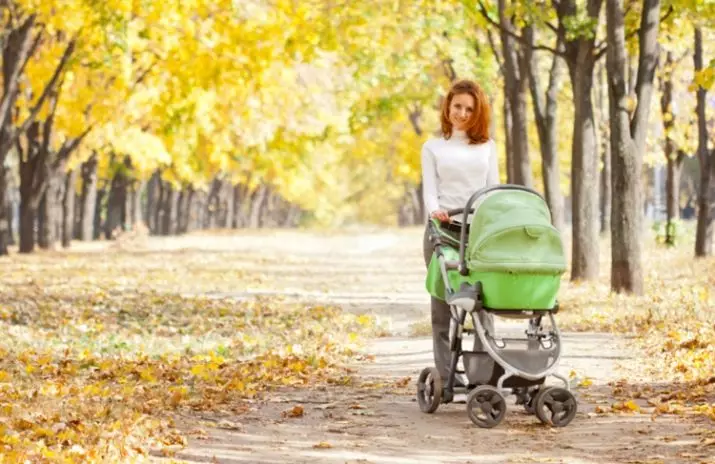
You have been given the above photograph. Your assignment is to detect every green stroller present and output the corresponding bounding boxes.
[418,184,578,428]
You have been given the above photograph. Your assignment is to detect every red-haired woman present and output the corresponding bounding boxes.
[420,79,500,386]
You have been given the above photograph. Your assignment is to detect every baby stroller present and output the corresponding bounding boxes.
[417,184,577,428]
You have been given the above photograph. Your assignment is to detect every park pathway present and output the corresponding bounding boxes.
[155,228,708,464]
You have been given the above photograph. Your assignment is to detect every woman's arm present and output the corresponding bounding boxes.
[487,139,500,186]
[421,144,440,215]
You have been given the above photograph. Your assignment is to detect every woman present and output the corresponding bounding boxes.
[420,79,500,385]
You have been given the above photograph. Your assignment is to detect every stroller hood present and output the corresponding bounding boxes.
[466,190,567,274]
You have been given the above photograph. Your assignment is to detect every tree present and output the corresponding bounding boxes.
[0,13,42,255]
[606,0,663,294]
[523,26,566,233]
[693,26,714,257]
[497,0,533,187]
[659,50,688,246]
[475,0,604,281]
[555,0,604,282]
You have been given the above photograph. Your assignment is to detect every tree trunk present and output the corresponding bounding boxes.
[524,26,565,233]
[168,186,179,235]
[567,62,600,281]
[232,184,244,228]
[606,0,661,294]
[18,123,47,254]
[177,188,194,234]
[37,192,47,248]
[249,185,268,228]
[62,169,77,248]
[154,179,165,235]
[79,154,98,241]
[600,134,612,234]
[207,178,222,229]
[499,0,532,187]
[0,166,10,254]
[224,182,235,229]
[555,0,604,282]
[93,188,105,240]
[38,165,64,249]
[503,89,514,183]
[284,204,302,227]
[6,183,16,247]
[160,182,179,235]
[146,170,160,233]
[412,183,424,224]
[197,189,208,231]
[596,61,612,235]
[660,51,685,246]
[694,27,714,257]
[159,181,170,235]
[18,195,35,253]
[262,190,280,227]
[131,180,144,228]
[0,16,39,256]
[105,162,129,240]
[186,188,196,233]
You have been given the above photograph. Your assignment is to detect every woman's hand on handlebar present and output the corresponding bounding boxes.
[430,209,450,222]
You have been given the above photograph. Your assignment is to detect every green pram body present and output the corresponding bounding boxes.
[425,188,567,311]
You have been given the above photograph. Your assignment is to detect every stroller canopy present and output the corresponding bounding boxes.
[466,190,567,275]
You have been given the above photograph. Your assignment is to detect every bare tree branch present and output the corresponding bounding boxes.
[476,0,568,58]
[486,29,505,76]
[594,5,673,63]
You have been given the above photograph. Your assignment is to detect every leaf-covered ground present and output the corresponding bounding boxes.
[0,236,381,462]
[0,226,713,463]
[556,234,715,424]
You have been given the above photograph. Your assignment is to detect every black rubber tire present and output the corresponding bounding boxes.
[534,386,578,427]
[466,385,507,428]
[417,367,442,413]
[525,386,552,414]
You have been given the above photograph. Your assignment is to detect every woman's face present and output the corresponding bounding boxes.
[449,93,475,131]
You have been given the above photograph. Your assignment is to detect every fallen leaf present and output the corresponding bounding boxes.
[217,420,243,431]
[283,405,305,418]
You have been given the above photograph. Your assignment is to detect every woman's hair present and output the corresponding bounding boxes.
[440,79,491,144]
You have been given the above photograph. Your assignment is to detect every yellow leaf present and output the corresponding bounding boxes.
[578,377,593,388]
[624,400,641,412]
[190,364,206,377]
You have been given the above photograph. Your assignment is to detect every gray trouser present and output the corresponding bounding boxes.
[423,223,494,381]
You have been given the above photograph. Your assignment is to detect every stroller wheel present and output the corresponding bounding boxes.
[524,386,552,414]
[533,387,578,427]
[417,367,442,413]
[466,386,507,428]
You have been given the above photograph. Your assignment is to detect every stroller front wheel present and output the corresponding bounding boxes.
[533,387,578,427]
[417,367,442,413]
[466,386,507,428]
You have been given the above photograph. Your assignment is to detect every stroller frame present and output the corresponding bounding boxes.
[417,185,578,428]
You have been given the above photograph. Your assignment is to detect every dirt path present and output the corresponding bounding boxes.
[142,228,712,464]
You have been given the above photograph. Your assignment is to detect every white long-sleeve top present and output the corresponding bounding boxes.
[421,130,500,217]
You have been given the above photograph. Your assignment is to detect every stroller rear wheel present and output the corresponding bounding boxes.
[533,387,578,427]
[417,367,442,413]
[522,385,551,414]
[466,386,507,428]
